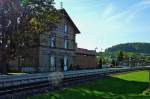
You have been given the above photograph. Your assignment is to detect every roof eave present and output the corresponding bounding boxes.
[60,9,81,34]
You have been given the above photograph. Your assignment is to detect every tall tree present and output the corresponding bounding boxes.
[117,51,124,62]
[0,0,59,74]
[0,0,22,73]
[98,58,102,69]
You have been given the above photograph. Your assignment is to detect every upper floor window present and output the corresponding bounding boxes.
[64,39,68,49]
[54,23,68,33]
[64,24,68,33]
[51,56,55,66]
[51,37,56,48]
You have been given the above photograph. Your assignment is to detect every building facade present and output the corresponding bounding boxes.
[38,9,80,72]
[74,48,97,69]
[9,9,97,73]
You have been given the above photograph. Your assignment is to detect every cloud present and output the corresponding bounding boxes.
[95,0,150,36]
[101,3,116,19]
[139,0,150,5]
[125,0,150,22]
[105,0,150,23]
[55,0,150,50]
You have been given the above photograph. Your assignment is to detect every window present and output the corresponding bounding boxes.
[50,56,56,71]
[64,39,68,49]
[55,24,68,33]
[64,56,68,66]
[64,56,68,71]
[64,24,68,33]
[51,37,56,47]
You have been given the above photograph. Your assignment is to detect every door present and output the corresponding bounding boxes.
[60,59,64,71]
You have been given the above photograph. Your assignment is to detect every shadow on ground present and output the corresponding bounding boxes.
[30,76,150,99]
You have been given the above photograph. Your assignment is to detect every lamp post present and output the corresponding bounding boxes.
[129,58,131,67]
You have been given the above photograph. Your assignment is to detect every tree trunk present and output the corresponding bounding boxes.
[0,49,8,74]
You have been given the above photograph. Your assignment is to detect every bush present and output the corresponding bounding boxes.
[143,89,150,96]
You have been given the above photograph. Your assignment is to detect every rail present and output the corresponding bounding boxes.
[0,66,149,88]
[0,66,150,98]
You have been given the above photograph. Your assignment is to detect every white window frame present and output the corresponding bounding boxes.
[64,56,68,71]
[50,56,55,71]
[64,24,68,33]
[64,39,68,49]
[51,56,55,67]
[51,37,55,47]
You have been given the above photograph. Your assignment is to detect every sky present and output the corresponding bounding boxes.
[55,0,150,51]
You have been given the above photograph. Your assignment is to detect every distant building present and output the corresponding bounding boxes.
[9,9,97,72]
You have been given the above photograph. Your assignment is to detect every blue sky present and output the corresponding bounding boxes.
[55,0,150,51]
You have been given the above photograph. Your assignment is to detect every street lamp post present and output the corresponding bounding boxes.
[129,58,131,67]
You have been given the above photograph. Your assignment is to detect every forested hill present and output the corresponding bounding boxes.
[105,43,150,54]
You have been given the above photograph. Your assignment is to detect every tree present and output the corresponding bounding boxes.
[117,51,124,66]
[0,0,59,74]
[111,59,116,67]
[0,0,22,73]
[117,51,124,62]
[98,58,102,69]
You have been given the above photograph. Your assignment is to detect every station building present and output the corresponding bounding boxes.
[9,9,97,72]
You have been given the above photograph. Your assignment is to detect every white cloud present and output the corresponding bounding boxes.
[125,0,150,22]
[106,0,150,23]
[101,3,116,19]
[55,0,150,50]
[96,0,150,35]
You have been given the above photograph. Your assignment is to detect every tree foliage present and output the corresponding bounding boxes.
[0,0,59,73]
[105,43,150,54]
[117,51,124,62]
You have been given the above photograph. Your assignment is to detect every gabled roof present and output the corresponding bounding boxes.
[60,9,80,34]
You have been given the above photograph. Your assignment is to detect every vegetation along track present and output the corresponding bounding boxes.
[0,67,149,99]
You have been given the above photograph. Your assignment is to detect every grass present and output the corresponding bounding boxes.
[29,70,150,99]
[113,71,149,82]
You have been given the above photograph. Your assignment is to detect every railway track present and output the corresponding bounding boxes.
[0,67,149,99]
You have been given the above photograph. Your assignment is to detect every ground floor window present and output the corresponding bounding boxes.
[50,56,56,71]
[64,56,68,71]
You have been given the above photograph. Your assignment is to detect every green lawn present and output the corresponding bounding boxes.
[113,71,149,82]
[29,70,150,99]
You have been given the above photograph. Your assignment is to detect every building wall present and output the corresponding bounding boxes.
[8,9,98,73]
[74,49,98,69]
[8,48,39,72]
[74,54,97,69]
[38,15,77,72]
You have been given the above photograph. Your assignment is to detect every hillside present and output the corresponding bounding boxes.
[105,43,150,54]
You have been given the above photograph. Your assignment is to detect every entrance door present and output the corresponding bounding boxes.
[60,59,64,71]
